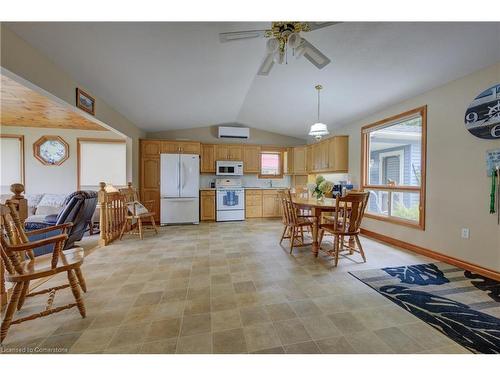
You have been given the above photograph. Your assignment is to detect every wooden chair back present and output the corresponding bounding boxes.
[295,186,309,199]
[278,190,291,226]
[285,190,302,225]
[332,191,369,235]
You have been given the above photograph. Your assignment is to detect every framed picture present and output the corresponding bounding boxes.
[76,88,95,115]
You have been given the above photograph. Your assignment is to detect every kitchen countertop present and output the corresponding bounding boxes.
[200,187,289,191]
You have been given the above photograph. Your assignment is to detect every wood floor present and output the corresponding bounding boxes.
[0,219,469,354]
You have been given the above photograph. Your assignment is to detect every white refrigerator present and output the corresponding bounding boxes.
[160,154,200,225]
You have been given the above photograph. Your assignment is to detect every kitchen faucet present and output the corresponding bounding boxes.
[268,180,273,188]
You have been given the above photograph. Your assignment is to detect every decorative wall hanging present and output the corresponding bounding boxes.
[464,83,500,139]
[76,88,95,115]
[33,136,69,166]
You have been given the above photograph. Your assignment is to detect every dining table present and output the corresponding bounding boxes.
[291,196,353,257]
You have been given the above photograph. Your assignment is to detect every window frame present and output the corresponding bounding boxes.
[77,137,127,189]
[259,147,284,179]
[0,134,25,188]
[361,105,427,230]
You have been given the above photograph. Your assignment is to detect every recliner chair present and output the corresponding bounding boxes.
[25,191,98,255]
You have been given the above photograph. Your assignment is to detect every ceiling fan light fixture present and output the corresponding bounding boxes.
[266,38,279,53]
[288,33,302,49]
[273,51,285,64]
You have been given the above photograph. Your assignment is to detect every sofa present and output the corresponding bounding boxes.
[1,191,98,256]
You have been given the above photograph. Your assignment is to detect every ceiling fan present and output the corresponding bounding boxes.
[219,22,341,76]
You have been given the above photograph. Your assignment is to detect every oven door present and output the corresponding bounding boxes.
[217,189,244,211]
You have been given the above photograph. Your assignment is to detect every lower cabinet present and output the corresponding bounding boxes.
[245,190,263,218]
[262,190,281,217]
[200,190,216,221]
[245,189,281,218]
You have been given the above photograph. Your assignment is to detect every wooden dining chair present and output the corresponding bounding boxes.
[280,190,315,254]
[0,200,87,344]
[318,191,369,266]
[294,186,312,217]
[119,183,158,240]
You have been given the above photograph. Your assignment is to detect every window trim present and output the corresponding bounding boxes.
[77,137,127,190]
[361,105,427,230]
[0,134,25,188]
[259,147,284,179]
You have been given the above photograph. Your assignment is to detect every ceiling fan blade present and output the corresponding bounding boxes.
[257,53,274,76]
[219,30,267,43]
[303,22,342,31]
[301,38,331,69]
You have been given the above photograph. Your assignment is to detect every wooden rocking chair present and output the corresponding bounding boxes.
[0,200,87,344]
[119,183,158,240]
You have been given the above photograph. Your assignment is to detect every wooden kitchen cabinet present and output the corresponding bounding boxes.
[245,189,263,218]
[200,190,216,221]
[327,136,349,172]
[262,190,281,217]
[140,156,161,222]
[215,145,243,161]
[243,145,261,174]
[200,144,216,173]
[283,147,294,175]
[161,141,200,154]
[293,146,307,174]
[141,140,161,157]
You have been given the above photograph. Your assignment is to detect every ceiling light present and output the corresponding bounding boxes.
[288,33,302,49]
[308,84,329,140]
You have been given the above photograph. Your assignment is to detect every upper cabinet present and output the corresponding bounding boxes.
[215,145,243,161]
[292,146,307,174]
[243,145,261,174]
[160,141,200,154]
[141,140,161,157]
[328,136,349,172]
[200,144,216,173]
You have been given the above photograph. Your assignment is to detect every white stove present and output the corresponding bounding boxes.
[215,178,245,222]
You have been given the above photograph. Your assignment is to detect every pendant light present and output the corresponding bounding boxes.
[308,84,329,140]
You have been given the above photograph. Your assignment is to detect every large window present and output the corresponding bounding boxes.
[78,138,127,189]
[361,106,426,229]
[0,135,24,193]
[259,149,283,178]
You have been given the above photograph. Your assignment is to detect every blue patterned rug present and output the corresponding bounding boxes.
[349,262,500,354]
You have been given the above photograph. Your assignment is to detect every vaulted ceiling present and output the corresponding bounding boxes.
[5,22,500,139]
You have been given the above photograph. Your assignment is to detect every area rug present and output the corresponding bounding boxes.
[349,262,500,354]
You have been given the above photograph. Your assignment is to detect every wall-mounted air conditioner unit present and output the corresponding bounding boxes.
[218,126,250,139]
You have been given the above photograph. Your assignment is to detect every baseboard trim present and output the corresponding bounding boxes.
[360,228,500,281]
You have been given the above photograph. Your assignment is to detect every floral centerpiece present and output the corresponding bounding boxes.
[307,175,334,201]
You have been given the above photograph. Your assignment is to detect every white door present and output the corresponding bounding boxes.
[161,154,180,198]
[180,154,200,198]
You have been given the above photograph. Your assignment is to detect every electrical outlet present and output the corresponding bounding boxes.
[461,228,470,239]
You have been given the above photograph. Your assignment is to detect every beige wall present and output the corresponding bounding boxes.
[328,62,500,272]
[0,126,126,195]
[0,24,145,186]
[147,125,306,146]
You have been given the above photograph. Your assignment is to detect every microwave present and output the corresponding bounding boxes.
[216,161,243,176]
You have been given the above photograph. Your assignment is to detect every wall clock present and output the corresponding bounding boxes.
[464,83,500,139]
[33,136,69,166]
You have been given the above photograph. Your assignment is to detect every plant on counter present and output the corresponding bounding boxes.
[307,175,334,200]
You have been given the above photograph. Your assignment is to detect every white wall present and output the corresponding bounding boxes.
[329,62,500,272]
[0,126,126,195]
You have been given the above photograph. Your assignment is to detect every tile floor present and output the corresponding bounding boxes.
[1,219,470,354]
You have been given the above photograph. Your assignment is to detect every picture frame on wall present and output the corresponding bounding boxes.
[76,88,95,115]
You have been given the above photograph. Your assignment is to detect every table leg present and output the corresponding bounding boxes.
[312,208,321,257]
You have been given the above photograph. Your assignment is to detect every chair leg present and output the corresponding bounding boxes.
[138,218,144,240]
[74,267,87,293]
[0,282,23,343]
[355,235,367,263]
[279,225,288,244]
[17,281,30,310]
[119,219,128,240]
[68,270,86,318]
[334,235,340,267]
[151,216,158,235]
[300,226,304,244]
[290,227,296,254]
[319,229,324,247]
